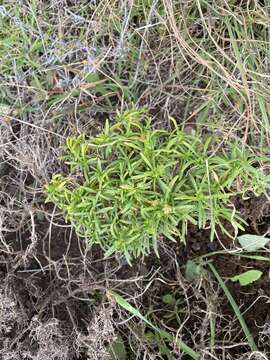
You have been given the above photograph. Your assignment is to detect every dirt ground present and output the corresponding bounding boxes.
[1,157,270,360]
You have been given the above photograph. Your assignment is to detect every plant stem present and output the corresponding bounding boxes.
[208,263,258,352]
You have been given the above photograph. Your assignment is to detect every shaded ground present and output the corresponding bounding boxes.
[0,179,270,358]
[180,196,270,352]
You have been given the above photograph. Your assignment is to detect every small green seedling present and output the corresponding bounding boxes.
[161,293,184,326]
[162,294,176,305]
[230,269,263,286]
[144,331,175,360]
[108,336,127,360]
[185,259,207,282]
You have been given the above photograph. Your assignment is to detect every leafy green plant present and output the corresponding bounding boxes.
[45,109,270,261]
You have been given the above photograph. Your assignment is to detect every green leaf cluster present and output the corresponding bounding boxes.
[45,109,270,262]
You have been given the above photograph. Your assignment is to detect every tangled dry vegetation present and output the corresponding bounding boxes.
[0,0,270,359]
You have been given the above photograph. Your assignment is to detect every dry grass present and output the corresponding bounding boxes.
[0,0,270,359]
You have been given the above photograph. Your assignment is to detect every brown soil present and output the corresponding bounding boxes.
[0,187,270,358]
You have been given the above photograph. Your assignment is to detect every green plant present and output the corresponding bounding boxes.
[45,109,269,261]
[161,293,184,326]
[237,234,270,252]
[208,263,258,352]
[108,335,127,360]
[107,290,200,360]
[144,330,176,360]
[184,258,259,352]
[230,269,263,286]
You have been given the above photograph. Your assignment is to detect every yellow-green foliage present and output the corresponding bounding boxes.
[45,109,269,262]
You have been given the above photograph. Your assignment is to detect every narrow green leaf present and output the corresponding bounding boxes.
[208,263,258,352]
[107,290,200,360]
[238,255,270,262]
